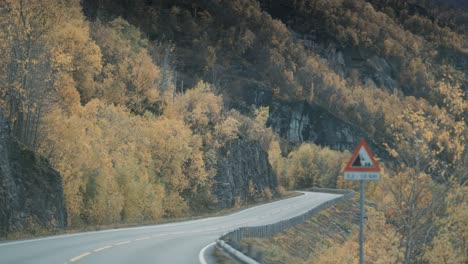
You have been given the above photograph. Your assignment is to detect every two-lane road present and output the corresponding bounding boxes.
[0,191,341,264]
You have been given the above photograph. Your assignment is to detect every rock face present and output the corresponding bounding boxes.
[295,40,399,93]
[214,138,278,208]
[341,46,399,92]
[268,101,368,152]
[0,113,66,236]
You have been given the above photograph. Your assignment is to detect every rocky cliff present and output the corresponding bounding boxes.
[214,138,278,208]
[267,101,369,152]
[0,112,66,237]
[249,85,369,152]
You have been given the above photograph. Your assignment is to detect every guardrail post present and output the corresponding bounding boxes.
[256,251,264,264]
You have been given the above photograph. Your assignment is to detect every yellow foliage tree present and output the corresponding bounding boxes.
[171,81,223,135]
[424,180,467,264]
[40,97,211,225]
[0,0,67,147]
[92,18,161,113]
[381,105,465,263]
[49,4,102,104]
[283,143,349,189]
[268,139,283,184]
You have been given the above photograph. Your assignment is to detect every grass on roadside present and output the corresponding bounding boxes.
[238,199,360,264]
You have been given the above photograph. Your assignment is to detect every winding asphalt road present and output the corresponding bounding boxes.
[0,191,340,264]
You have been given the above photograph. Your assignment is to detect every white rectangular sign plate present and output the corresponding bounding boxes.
[344,172,381,180]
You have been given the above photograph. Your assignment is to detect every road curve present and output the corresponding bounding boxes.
[0,191,341,264]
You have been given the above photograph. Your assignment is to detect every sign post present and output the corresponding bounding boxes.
[343,139,381,264]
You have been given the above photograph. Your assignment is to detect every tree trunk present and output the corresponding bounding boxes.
[404,224,413,264]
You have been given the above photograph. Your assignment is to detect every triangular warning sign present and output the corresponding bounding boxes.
[344,139,380,172]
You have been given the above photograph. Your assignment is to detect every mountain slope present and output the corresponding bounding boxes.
[81,0,466,179]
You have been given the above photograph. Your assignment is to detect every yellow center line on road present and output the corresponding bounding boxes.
[134,236,150,241]
[93,245,113,252]
[115,240,131,246]
[69,252,91,262]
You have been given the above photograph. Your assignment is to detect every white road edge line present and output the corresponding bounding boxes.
[199,242,216,264]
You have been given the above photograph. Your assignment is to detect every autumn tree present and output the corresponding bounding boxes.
[171,81,223,136]
[424,179,467,264]
[285,144,320,188]
[41,97,212,225]
[282,143,349,189]
[48,3,102,107]
[150,40,178,102]
[378,104,466,263]
[0,0,66,148]
[168,81,223,202]
[380,169,435,263]
[267,139,283,184]
[91,18,161,113]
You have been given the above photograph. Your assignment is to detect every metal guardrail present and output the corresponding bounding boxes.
[216,189,355,264]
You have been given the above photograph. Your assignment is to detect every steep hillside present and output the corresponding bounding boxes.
[81,0,466,177]
[77,1,466,262]
[0,1,465,262]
